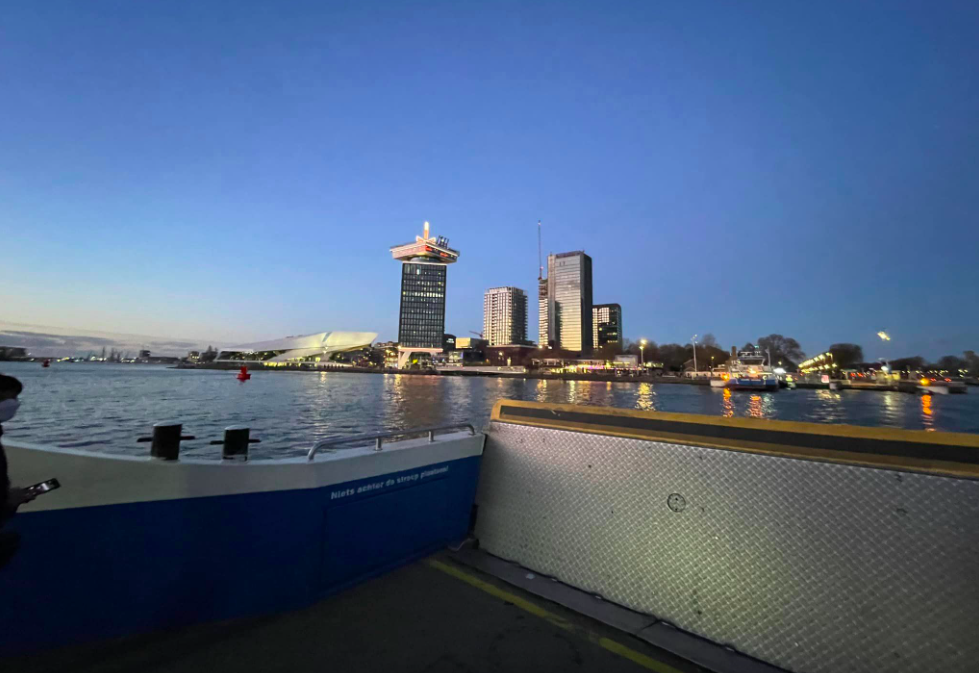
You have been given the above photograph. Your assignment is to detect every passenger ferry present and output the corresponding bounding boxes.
[710,347,779,391]
[2,401,978,673]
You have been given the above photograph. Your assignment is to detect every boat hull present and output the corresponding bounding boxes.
[0,434,484,656]
[727,377,779,391]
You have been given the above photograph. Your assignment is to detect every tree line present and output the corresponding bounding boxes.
[614,333,806,372]
[611,334,978,376]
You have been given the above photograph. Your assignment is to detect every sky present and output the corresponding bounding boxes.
[1,1,978,360]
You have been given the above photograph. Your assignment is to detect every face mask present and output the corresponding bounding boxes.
[0,399,20,423]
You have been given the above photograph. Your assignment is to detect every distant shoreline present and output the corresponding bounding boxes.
[179,361,702,384]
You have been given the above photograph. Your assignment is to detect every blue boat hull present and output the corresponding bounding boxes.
[728,378,779,391]
[0,451,482,656]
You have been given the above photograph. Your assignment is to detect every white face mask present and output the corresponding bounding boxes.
[0,399,20,423]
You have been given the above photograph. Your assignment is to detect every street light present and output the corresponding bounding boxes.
[691,334,698,372]
[640,339,647,366]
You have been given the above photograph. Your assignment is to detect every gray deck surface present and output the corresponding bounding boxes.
[8,553,704,673]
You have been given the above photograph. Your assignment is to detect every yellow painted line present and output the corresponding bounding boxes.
[490,399,979,478]
[491,398,979,446]
[426,558,684,673]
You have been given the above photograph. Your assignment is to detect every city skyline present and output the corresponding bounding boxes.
[1,3,977,361]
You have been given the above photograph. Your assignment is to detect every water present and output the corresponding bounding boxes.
[1,362,976,459]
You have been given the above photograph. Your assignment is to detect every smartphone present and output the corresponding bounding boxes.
[26,479,60,497]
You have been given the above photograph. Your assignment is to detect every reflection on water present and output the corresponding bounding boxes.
[920,394,934,431]
[722,388,734,417]
[1,362,977,458]
[636,383,656,411]
[534,378,549,403]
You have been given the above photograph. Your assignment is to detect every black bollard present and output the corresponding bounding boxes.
[222,426,249,460]
[138,422,196,461]
[210,426,260,460]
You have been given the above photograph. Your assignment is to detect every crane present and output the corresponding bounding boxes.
[469,331,484,339]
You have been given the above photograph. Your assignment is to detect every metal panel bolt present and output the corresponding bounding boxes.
[667,493,687,512]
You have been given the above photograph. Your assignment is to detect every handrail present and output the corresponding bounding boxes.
[307,423,476,461]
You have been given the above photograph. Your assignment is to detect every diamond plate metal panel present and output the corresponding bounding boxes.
[475,422,979,673]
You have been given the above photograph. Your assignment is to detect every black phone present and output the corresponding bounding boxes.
[26,479,60,497]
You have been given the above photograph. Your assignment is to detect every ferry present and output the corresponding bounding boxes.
[710,347,779,391]
[918,377,968,394]
[2,401,978,673]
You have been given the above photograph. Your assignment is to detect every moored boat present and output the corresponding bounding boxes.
[712,347,779,391]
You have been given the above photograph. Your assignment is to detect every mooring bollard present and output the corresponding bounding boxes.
[137,422,196,461]
[209,425,260,460]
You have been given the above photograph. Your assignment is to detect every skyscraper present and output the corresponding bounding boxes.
[545,251,593,352]
[390,222,459,369]
[593,303,623,352]
[538,278,549,348]
[536,219,549,349]
[484,287,528,346]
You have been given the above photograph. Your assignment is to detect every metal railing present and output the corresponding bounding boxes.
[307,423,476,461]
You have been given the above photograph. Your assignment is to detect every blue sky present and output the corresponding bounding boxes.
[1,1,977,360]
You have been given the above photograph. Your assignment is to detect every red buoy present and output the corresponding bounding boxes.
[42,359,51,368]
[236,366,251,381]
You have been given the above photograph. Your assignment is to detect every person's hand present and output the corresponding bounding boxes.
[7,487,35,510]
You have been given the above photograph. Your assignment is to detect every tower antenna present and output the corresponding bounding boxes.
[537,220,543,280]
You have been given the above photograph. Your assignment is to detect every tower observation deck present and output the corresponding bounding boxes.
[390,222,460,369]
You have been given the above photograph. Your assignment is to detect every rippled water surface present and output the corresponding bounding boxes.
[2,362,976,459]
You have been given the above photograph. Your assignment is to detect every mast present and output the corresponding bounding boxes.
[537,220,543,280]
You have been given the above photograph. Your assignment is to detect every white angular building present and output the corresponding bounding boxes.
[216,331,377,364]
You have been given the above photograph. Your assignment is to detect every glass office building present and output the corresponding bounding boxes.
[399,263,447,349]
[545,251,593,352]
[593,303,623,352]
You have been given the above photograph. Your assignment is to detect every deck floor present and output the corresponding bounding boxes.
[8,553,704,673]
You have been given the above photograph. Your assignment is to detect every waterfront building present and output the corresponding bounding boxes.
[447,348,486,366]
[486,344,536,367]
[454,337,487,350]
[442,334,456,352]
[543,251,593,353]
[0,346,29,361]
[483,287,528,347]
[390,222,460,369]
[592,303,623,352]
[216,332,378,364]
[372,341,400,368]
[538,278,549,348]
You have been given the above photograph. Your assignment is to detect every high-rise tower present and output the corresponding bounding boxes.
[484,287,528,346]
[537,220,551,348]
[546,251,593,352]
[390,222,459,369]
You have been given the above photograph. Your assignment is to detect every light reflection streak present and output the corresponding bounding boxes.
[920,394,935,431]
[636,382,655,411]
[722,388,734,417]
